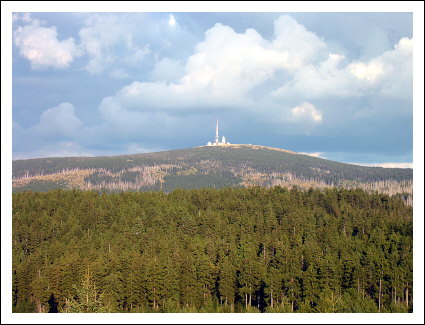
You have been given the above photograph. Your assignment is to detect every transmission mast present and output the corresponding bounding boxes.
[215,117,219,144]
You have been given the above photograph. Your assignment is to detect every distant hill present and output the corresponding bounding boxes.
[12,144,412,202]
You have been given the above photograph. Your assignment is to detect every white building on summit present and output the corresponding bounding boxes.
[207,118,230,146]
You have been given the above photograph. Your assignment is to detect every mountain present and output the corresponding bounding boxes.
[12,144,412,201]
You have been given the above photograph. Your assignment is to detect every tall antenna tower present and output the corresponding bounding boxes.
[215,117,219,144]
[206,117,230,146]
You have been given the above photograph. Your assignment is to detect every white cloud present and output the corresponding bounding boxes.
[353,162,413,169]
[14,18,80,69]
[31,102,83,139]
[150,57,185,82]
[348,61,384,82]
[79,14,151,75]
[349,36,412,84]
[291,102,322,122]
[13,103,89,159]
[272,15,326,70]
[376,37,413,98]
[99,16,331,113]
[272,36,413,101]
[179,23,295,101]
[271,53,354,99]
[168,14,176,27]
[346,37,412,99]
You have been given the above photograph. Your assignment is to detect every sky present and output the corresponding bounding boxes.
[8,10,417,167]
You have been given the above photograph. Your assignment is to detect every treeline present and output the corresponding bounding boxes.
[12,187,413,313]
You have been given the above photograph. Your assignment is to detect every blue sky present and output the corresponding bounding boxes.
[10,10,415,166]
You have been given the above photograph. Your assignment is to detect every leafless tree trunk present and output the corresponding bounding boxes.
[271,288,274,308]
[405,286,408,307]
[394,286,397,305]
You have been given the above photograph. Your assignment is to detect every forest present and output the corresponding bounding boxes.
[12,186,413,313]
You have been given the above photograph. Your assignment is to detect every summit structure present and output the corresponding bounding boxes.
[207,118,230,146]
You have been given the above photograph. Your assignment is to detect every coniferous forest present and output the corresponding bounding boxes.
[12,187,413,313]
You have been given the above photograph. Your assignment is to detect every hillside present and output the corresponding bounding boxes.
[12,187,413,312]
[12,145,412,200]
